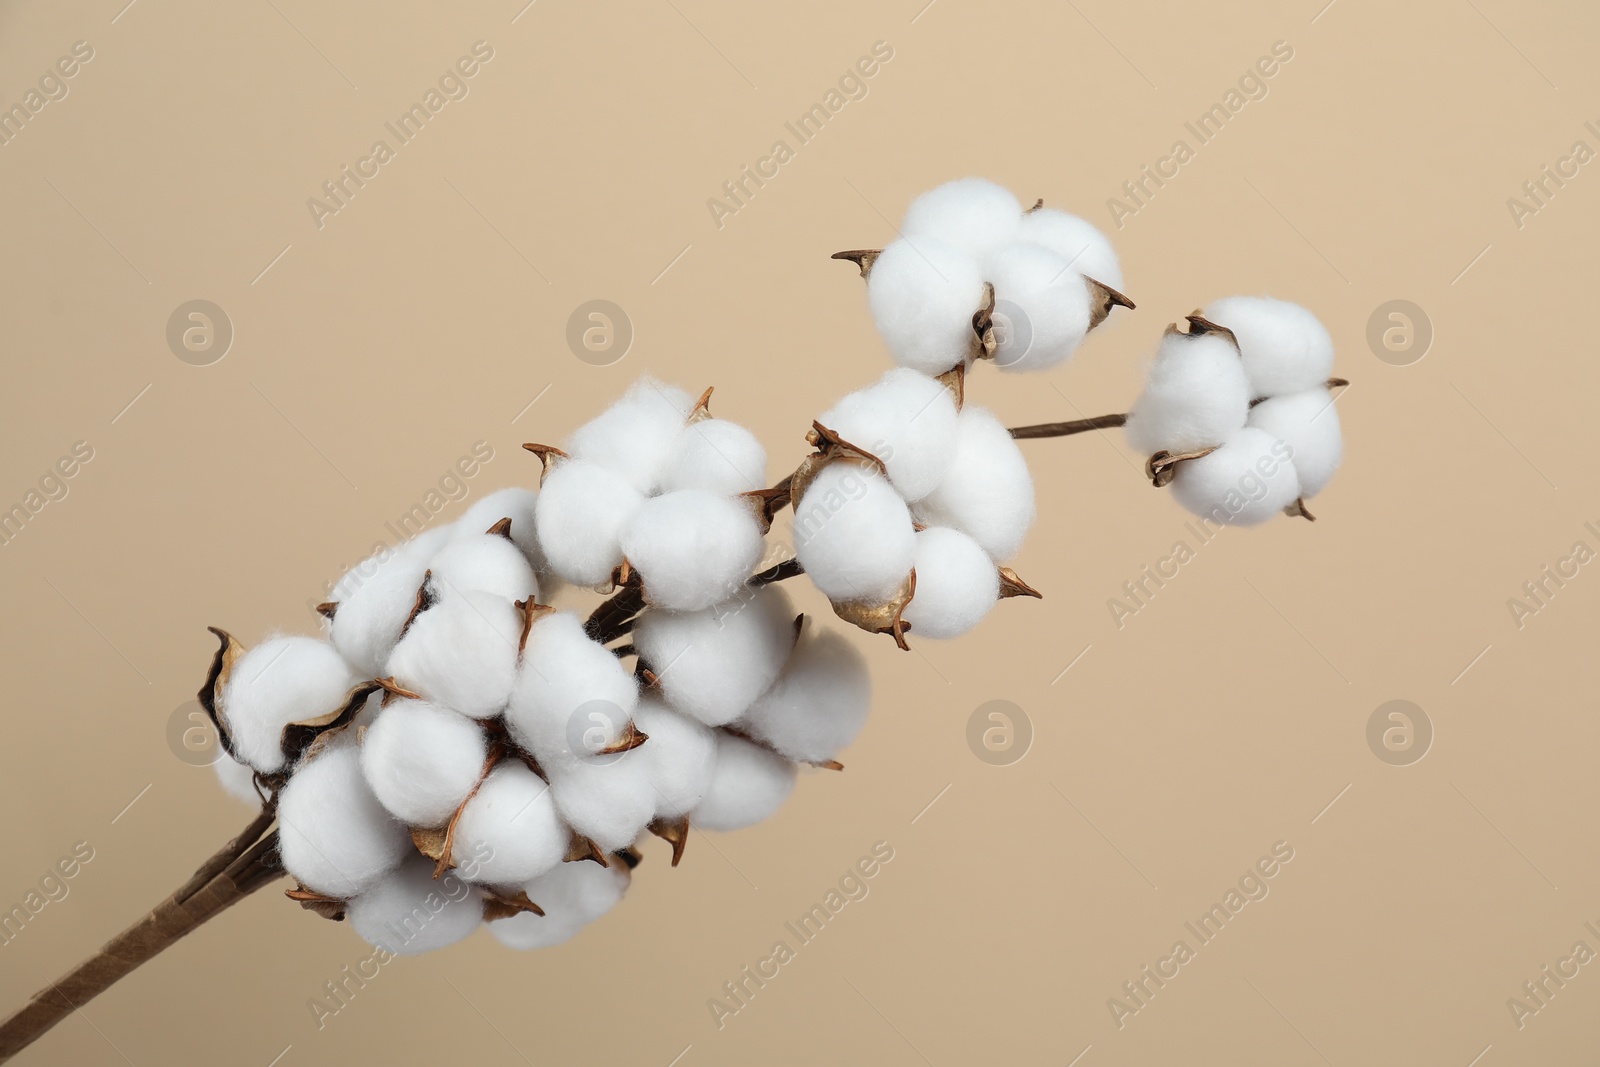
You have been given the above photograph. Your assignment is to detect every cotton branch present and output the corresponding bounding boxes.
[1008,413,1128,439]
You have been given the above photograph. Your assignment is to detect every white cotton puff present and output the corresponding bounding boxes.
[347,856,482,956]
[901,527,999,639]
[658,419,768,495]
[633,585,796,727]
[505,612,639,767]
[1123,330,1252,456]
[818,368,959,502]
[278,746,411,898]
[534,459,646,588]
[1203,296,1334,399]
[328,528,451,679]
[620,490,766,613]
[489,861,630,951]
[564,376,694,495]
[900,178,1023,260]
[385,587,523,718]
[631,697,717,817]
[1016,208,1123,290]
[220,636,361,774]
[983,242,1093,373]
[428,534,537,603]
[213,754,261,805]
[867,237,988,375]
[1171,426,1301,526]
[453,487,545,572]
[1248,387,1343,498]
[359,699,487,827]
[548,753,656,853]
[693,732,798,833]
[912,406,1035,561]
[740,626,870,764]
[451,762,568,887]
[793,462,917,604]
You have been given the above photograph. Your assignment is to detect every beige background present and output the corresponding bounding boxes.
[3,0,1598,1063]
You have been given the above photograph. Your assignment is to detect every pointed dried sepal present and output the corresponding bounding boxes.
[639,667,660,689]
[594,720,648,755]
[997,566,1043,600]
[1284,497,1317,522]
[935,363,965,410]
[831,248,882,279]
[649,815,690,867]
[805,759,844,771]
[1085,276,1136,330]
[688,386,715,424]
[831,570,915,651]
[610,559,635,591]
[399,572,435,641]
[1146,446,1219,488]
[1025,197,1045,213]
[741,476,793,530]
[485,517,514,539]
[376,677,422,707]
[1182,313,1239,347]
[412,745,502,878]
[515,597,556,653]
[788,421,891,513]
[971,282,998,360]
[1326,377,1349,389]
[198,626,246,762]
[280,680,382,768]
[481,890,545,921]
[564,834,610,867]
[286,885,347,922]
[521,442,569,486]
[411,824,449,865]
[315,601,338,620]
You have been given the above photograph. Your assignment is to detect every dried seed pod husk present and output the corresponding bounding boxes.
[515,597,557,653]
[285,885,347,922]
[831,248,881,278]
[1146,446,1220,488]
[521,442,569,487]
[1085,276,1136,330]
[971,282,998,361]
[1182,312,1238,346]
[485,517,514,539]
[829,570,916,651]
[649,815,690,867]
[788,420,890,515]
[563,834,610,867]
[1284,497,1317,522]
[997,566,1043,600]
[593,719,649,756]
[688,386,714,424]
[198,627,247,763]
[936,363,966,410]
[315,601,338,620]
[482,889,545,921]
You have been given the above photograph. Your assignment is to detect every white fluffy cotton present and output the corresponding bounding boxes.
[658,419,767,495]
[1203,296,1334,399]
[534,459,645,587]
[359,699,487,827]
[983,242,1094,372]
[631,697,717,817]
[620,490,766,612]
[428,534,537,603]
[564,376,694,494]
[1248,387,1343,498]
[386,587,523,718]
[348,856,483,956]
[505,612,639,766]
[817,368,959,501]
[793,462,917,604]
[633,585,796,727]
[278,746,411,898]
[901,527,999,639]
[451,762,568,886]
[220,636,361,774]
[548,753,656,853]
[912,406,1035,561]
[1016,207,1123,290]
[1123,330,1252,456]
[489,861,630,950]
[328,527,451,679]
[693,732,797,833]
[901,177,1023,260]
[213,754,261,805]
[867,237,988,375]
[740,626,870,764]
[453,487,545,571]
[1171,426,1302,526]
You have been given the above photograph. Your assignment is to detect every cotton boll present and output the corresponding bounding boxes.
[548,753,656,852]
[451,762,568,886]
[329,528,451,678]
[565,376,694,494]
[983,242,1093,372]
[347,856,482,956]
[620,490,766,612]
[359,699,487,827]
[631,697,716,817]
[633,585,796,727]
[489,861,629,950]
[793,463,917,604]
[1203,296,1335,398]
[453,487,546,570]
[658,419,767,495]
[867,237,988,375]
[534,459,646,587]
[900,527,999,639]
[1123,330,1252,455]
[740,627,870,764]
[818,368,958,501]
[213,754,261,806]
[912,406,1035,561]
[1247,388,1343,498]
[901,178,1023,260]
[220,636,362,774]
[693,732,797,832]
[505,612,639,767]
[278,746,411,898]
[428,534,537,603]
[1016,208,1123,290]
[386,588,523,718]
[488,909,582,951]
[1171,427,1301,526]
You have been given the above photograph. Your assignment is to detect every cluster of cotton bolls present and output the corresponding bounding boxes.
[203,387,872,956]
[1123,297,1344,524]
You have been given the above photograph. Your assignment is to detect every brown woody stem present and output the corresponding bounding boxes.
[1008,413,1128,439]
[0,810,284,1063]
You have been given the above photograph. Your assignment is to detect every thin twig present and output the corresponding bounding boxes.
[1009,413,1128,439]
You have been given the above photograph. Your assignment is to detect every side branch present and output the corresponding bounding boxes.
[1009,413,1128,439]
